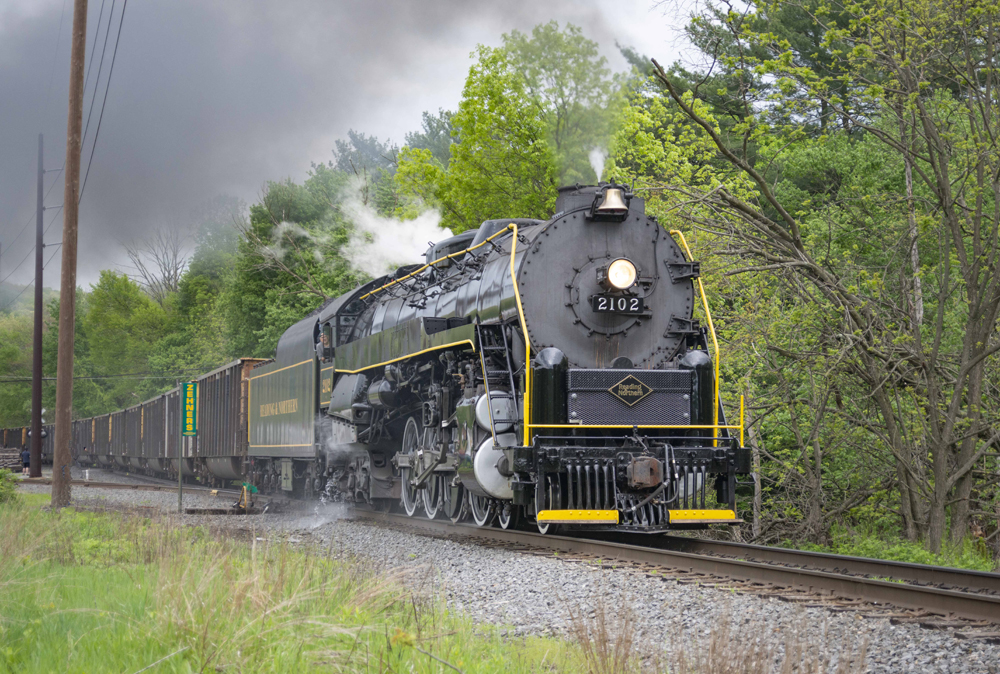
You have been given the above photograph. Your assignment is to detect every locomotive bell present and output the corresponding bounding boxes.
[591,185,630,221]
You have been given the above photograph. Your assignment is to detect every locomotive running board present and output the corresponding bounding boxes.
[537,509,619,524]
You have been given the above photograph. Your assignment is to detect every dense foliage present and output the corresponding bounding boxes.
[1,16,997,563]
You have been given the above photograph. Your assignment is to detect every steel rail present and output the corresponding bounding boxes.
[608,534,1000,595]
[351,511,1000,623]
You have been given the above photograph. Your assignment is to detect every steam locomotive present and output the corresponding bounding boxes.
[1,184,750,532]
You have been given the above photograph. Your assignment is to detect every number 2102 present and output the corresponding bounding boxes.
[592,295,644,314]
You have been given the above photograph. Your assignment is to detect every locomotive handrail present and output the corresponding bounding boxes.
[669,229,721,445]
[521,424,741,430]
[508,222,532,445]
[359,225,517,302]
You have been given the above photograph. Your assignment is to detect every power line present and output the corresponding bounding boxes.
[82,0,109,99]
[0,282,33,312]
[0,205,64,287]
[80,0,128,204]
[0,248,34,287]
[81,0,115,157]
[4,215,34,252]
[3,172,62,253]
[42,0,69,119]
[43,245,61,271]
[43,204,64,237]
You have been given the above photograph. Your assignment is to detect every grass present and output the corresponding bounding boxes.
[0,498,579,673]
[0,485,869,673]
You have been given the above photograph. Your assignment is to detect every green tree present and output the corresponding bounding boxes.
[649,0,1000,553]
[397,46,557,232]
[502,21,614,184]
[41,294,113,419]
[219,164,366,356]
[405,109,455,168]
[0,312,33,426]
[82,272,169,408]
[331,131,401,216]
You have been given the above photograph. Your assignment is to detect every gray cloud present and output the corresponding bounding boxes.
[0,0,685,289]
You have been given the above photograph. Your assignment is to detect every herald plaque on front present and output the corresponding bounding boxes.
[608,375,652,407]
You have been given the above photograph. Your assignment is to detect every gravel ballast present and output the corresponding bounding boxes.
[17,470,1000,673]
[16,466,226,512]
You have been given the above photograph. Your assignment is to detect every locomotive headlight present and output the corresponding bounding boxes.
[606,258,637,289]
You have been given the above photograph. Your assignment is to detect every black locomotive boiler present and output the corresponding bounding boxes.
[246,183,750,532]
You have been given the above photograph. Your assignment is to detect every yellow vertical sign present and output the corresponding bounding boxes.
[181,382,198,437]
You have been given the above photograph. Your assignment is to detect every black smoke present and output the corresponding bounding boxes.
[0,0,681,289]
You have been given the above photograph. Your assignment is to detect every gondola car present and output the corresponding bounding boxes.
[0,425,53,465]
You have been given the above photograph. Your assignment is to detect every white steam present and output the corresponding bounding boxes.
[589,147,607,182]
[264,221,317,259]
[342,197,453,276]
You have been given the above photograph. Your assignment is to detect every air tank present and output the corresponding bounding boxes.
[531,347,568,434]
[679,349,714,427]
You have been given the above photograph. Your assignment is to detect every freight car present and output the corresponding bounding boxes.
[3,183,750,533]
[0,424,53,465]
[5,359,265,482]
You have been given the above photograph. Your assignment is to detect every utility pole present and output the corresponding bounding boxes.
[52,0,88,508]
[29,133,44,479]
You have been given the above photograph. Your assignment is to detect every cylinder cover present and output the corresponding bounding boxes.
[474,392,516,433]
[473,434,516,499]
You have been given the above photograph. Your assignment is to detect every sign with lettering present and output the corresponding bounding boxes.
[181,382,198,436]
[608,375,652,407]
[259,398,299,418]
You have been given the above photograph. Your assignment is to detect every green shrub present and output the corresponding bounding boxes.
[781,524,996,572]
[0,468,19,505]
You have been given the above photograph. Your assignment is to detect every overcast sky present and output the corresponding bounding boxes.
[0,0,690,290]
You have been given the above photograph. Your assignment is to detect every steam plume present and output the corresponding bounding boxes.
[341,197,454,276]
[589,147,607,181]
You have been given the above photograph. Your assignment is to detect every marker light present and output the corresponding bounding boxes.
[606,258,637,289]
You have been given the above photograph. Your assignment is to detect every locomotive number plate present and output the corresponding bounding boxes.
[591,295,644,315]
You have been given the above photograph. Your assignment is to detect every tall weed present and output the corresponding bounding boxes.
[566,591,637,674]
[669,611,867,674]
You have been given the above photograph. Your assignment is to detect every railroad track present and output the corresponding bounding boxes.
[601,532,1000,597]
[351,510,1000,635]
[99,471,243,497]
